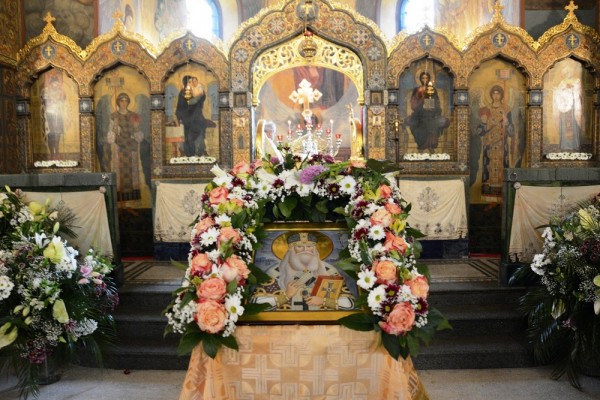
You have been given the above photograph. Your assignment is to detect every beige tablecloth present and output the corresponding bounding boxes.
[179,325,428,400]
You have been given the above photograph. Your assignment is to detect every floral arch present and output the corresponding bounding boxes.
[164,153,450,358]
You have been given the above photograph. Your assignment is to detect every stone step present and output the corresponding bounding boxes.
[412,334,533,369]
[103,337,190,370]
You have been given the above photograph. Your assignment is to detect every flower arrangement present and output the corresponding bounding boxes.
[164,151,450,359]
[33,160,79,168]
[403,153,451,161]
[512,193,600,389]
[545,152,593,161]
[0,187,118,399]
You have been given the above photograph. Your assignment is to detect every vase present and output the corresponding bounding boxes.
[35,354,61,385]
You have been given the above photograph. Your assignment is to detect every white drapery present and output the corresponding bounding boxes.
[509,185,600,262]
[397,179,468,240]
[23,190,113,256]
[154,182,207,242]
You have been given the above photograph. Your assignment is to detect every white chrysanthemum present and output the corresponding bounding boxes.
[531,253,548,275]
[207,249,221,262]
[200,227,220,247]
[541,227,553,242]
[357,269,376,290]
[225,293,245,322]
[365,203,379,216]
[215,215,231,226]
[367,285,387,312]
[339,176,357,195]
[0,275,14,300]
[368,225,386,241]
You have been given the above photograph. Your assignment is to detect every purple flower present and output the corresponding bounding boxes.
[299,165,326,184]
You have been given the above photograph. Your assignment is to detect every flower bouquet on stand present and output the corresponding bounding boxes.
[0,187,119,399]
[511,193,600,389]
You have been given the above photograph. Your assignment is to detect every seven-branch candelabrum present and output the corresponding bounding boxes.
[278,119,342,158]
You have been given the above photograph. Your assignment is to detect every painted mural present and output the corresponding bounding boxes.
[30,70,81,164]
[469,59,527,204]
[255,66,360,161]
[94,66,152,208]
[164,63,220,161]
[398,59,453,156]
[542,58,595,155]
[24,0,94,48]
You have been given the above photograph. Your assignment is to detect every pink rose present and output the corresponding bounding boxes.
[384,202,402,215]
[218,226,242,248]
[196,277,227,301]
[384,232,408,254]
[378,185,393,199]
[373,259,398,283]
[405,275,429,299]
[379,302,415,336]
[194,217,215,234]
[220,255,250,283]
[370,208,393,227]
[195,299,227,334]
[190,253,212,276]
[209,186,229,205]
[231,161,253,177]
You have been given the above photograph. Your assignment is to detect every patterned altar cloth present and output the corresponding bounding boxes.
[179,325,428,400]
[154,182,207,242]
[23,190,113,256]
[397,179,468,240]
[509,184,600,262]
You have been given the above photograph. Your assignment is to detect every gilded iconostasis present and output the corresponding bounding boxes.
[3,0,600,218]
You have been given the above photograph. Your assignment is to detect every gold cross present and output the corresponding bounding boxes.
[568,34,578,47]
[43,12,56,25]
[112,9,124,21]
[565,1,578,14]
[422,35,431,47]
[494,33,505,46]
[44,45,54,57]
[184,39,194,51]
[113,41,123,53]
[493,1,504,17]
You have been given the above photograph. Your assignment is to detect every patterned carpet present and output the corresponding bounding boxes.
[122,258,499,285]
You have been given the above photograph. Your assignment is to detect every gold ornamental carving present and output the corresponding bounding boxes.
[252,33,364,106]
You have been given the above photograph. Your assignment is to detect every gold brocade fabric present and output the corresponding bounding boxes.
[179,325,429,400]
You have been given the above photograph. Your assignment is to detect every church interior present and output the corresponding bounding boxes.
[1,0,600,399]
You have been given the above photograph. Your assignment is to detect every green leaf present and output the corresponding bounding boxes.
[336,258,359,272]
[316,199,329,214]
[249,264,271,285]
[202,334,221,359]
[170,259,189,271]
[278,196,298,218]
[406,334,421,358]
[381,331,402,360]
[333,206,347,216]
[226,279,238,294]
[366,159,400,174]
[243,302,271,315]
[177,331,203,356]
[217,334,239,351]
[337,312,377,331]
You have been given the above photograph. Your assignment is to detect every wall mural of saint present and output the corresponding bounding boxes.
[30,70,80,164]
[398,60,453,155]
[255,66,360,161]
[469,59,526,204]
[94,67,152,208]
[543,58,594,155]
[164,64,219,161]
